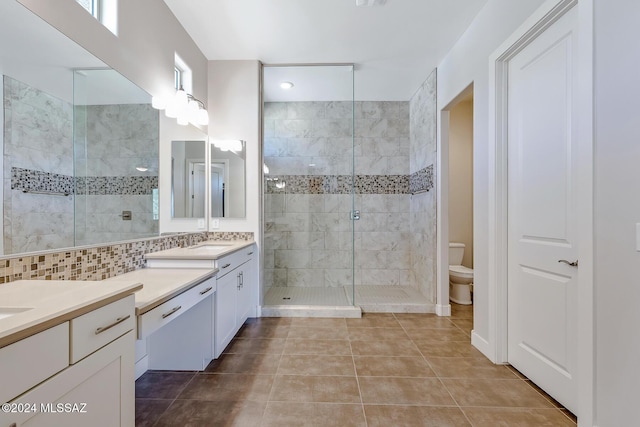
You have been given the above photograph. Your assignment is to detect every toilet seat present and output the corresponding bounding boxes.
[449,265,474,280]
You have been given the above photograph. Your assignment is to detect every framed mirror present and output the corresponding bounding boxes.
[210,140,246,219]
[171,140,206,219]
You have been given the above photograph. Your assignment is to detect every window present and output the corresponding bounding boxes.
[76,0,118,35]
[174,66,183,90]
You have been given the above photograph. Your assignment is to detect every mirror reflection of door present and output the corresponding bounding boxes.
[211,164,224,217]
[187,160,206,218]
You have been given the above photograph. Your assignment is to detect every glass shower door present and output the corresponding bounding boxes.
[262,64,355,307]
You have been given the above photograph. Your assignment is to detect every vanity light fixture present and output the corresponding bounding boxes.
[212,139,244,153]
[280,81,294,90]
[152,86,209,126]
[263,163,270,174]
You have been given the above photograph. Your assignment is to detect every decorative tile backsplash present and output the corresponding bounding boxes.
[0,231,254,285]
[409,164,435,195]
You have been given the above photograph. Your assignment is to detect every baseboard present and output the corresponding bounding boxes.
[256,305,262,318]
[135,355,148,380]
[261,305,362,318]
[471,330,495,362]
[436,303,451,317]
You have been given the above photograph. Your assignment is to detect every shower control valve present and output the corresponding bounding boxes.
[350,210,361,221]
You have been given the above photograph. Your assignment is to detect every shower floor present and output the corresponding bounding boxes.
[263,285,433,314]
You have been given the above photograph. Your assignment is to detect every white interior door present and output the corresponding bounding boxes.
[507,7,578,413]
[189,162,206,218]
[210,165,224,218]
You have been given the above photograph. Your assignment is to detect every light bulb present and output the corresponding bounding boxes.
[197,109,209,126]
[165,102,178,118]
[151,96,166,110]
[175,89,188,107]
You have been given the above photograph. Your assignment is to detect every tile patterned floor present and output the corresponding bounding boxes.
[135,304,577,426]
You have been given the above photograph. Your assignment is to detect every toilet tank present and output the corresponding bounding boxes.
[449,242,465,265]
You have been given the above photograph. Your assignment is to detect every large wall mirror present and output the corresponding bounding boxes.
[0,1,160,255]
[169,140,246,220]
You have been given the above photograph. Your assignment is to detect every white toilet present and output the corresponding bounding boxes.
[449,242,474,305]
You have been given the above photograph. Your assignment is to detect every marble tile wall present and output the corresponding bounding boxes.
[410,69,437,301]
[3,76,75,254]
[74,103,159,246]
[0,231,253,284]
[264,101,417,292]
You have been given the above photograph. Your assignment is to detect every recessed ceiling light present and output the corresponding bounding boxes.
[136,166,149,172]
[280,81,294,90]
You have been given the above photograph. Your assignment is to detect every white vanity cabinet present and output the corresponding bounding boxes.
[215,247,256,357]
[0,295,136,427]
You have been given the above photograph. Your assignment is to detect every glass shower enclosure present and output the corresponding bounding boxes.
[262,64,355,308]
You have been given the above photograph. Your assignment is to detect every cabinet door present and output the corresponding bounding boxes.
[236,260,254,327]
[215,271,238,358]
[2,332,135,427]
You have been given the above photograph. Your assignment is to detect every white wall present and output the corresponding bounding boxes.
[448,99,474,268]
[593,0,640,424]
[18,0,207,109]
[207,61,261,238]
[436,0,546,355]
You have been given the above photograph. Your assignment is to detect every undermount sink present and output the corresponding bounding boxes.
[0,307,33,321]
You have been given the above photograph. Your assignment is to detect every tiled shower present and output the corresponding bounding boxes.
[263,66,437,311]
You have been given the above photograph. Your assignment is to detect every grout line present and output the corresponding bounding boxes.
[349,327,369,427]
[148,371,197,427]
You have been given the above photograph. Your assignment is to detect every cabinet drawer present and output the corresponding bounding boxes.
[137,277,215,340]
[70,295,135,364]
[0,322,69,404]
[216,246,254,278]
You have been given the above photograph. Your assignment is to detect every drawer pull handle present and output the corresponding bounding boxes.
[247,251,254,255]
[95,314,131,335]
[162,306,182,319]
[200,286,213,295]
[221,263,231,269]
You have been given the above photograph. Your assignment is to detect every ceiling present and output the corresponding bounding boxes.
[163,0,489,101]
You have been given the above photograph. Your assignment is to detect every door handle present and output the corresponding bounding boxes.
[558,259,578,267]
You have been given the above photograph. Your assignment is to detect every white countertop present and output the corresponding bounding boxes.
[144,240,254,260]
[0,280,142,348]
[103,268,217,315]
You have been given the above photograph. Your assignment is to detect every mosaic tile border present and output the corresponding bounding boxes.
[0,231,253,284]
[10,167,159,196]
[11,167,74,195]
[75,176,159,195]
[265,169,433,195]
[409,164,435,195]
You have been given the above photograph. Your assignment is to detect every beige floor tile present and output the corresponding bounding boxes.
[278,355,356,376]
[354,356,436,377]
[346,314,401,328]
[177,374,274,401]
[403,327,470,341]
[414,340,485,358]
[154,400,267,427]
[397,317,457,329]
[284,339,352,355]
[451,318,473,335]
[348,326,410,340]
[287,326,350,340]
[427,357,519,379]
[350,339,422,357]
[290,318,348,328]
[270,375,361,403]
[365,405,471,427]
[524,380,565,408]
[204,353,281,374]
[443,378,556,408]
[462,407,577,426]
[224,338,287,354]
[450,303,474,319]
[262,402,366,427]
[358,377,455,405]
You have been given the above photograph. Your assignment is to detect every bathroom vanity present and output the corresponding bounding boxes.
[0,280,141,427]
[144,240,257,359]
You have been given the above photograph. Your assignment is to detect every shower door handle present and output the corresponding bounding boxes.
[350,210,360,221]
